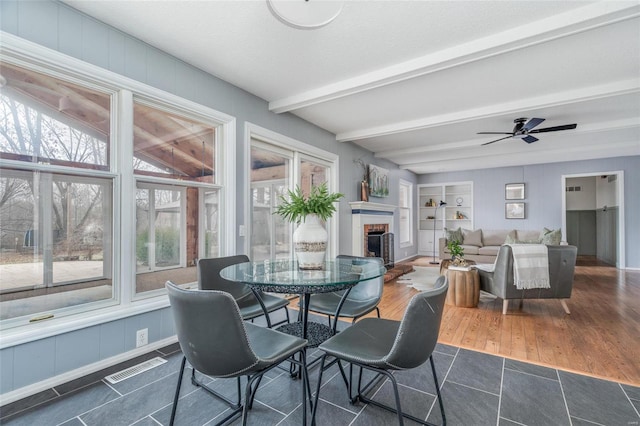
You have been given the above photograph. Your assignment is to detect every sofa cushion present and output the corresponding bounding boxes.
[540,227,562,245]
[482,229,513,247]
[459,245,479,255]
[444,227,463,243]
[478,246,500,256]
[517,230,542,243]
[462,228,483,247]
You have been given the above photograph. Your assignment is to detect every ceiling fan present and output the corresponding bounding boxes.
[478,117,577,146]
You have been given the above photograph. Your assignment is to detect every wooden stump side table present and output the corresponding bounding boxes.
[444,267,480,308]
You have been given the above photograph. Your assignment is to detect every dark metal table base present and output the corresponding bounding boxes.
[277,321,334,348]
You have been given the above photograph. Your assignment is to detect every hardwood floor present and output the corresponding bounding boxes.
[377,256,640,386]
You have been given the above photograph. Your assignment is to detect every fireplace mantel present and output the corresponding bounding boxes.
[349,201,396,214]
[349,202,395,256]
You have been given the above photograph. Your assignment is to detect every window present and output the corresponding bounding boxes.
[0,63,115,324]
[133,101,215,183]
[247,126,338,262]
[0,49,233,333]
[398,179,413,247]
[133,100,220,295]
[249,142,292,262]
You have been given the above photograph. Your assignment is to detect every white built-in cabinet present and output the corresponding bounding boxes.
[417,182,473,256]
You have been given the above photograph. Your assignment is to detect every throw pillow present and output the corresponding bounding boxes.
[504,233,518,244]
[462,228,483,247]
[540,227,562,245]
[517,230,541,242]
[444,227,463,243]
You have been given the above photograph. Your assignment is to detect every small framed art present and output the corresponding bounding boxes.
[505,183,525,200]
[505,202,525,219]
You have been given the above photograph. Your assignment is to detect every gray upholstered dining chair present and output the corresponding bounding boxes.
[165,281,309,426]
[306,255,384,331]
[197,255,290,327]
[312,275,449,426]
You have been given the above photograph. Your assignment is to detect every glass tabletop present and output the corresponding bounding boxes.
[220,258,386,294]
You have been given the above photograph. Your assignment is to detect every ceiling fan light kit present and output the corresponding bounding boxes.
[479,117,577,146]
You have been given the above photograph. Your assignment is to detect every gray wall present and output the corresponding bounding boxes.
[0,0,415,396]
[418,155,640,268]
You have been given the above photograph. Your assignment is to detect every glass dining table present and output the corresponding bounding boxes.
[220,258,386,347]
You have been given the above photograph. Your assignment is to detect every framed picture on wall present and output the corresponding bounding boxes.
[505,183,525,200]
[505,202,525,219]
[368,164,389,197]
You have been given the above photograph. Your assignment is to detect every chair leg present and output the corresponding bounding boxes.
[560,299,571,314]
[169,356,187,426]
[502,299,509,314]
[375,306,381,318]
[352,361,444,426]
[311,354,329,426]
[430,355,446,425]
[299,349,309,426]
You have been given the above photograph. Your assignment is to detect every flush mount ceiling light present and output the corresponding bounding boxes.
[267,0,344,29]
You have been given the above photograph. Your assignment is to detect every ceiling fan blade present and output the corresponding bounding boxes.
[523,118,545,131]
[477,132,513,135]
[481,135,513,146]
[522,135,539,144]
[529,123,577,133]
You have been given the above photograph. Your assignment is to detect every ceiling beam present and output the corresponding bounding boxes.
[269,2,640,114]
[337,79,640,142]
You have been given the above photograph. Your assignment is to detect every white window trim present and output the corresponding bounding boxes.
[399,179,413,248]
[0,32,237,348]
[244,122,340,259]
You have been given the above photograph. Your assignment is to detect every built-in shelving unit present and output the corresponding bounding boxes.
[417,182,473,256]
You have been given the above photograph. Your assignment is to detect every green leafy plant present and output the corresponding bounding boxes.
[447,239,465,260]
[274,182,344,224]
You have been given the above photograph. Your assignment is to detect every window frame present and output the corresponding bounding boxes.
[398,179,413,248]
[0,33,236,347]
[245,122,340,260]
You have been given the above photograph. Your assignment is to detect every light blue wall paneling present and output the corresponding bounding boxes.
[124,37,147,83]
[419,155,640,267]
[17,1,58,51]
[81,15,109,69]
[13,336,56,389]
[146,48,176,94]
[57,4,82,59]
[55,327,101,375]
[98,320,126,360]
[107,30,126,76]
[0,346,14,394]
[0,0,18,35]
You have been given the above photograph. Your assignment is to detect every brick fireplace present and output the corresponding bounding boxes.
[349,202,395,264]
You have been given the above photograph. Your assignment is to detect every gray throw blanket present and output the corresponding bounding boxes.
[508,244,550,290]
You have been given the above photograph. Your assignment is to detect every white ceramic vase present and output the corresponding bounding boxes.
[293,214,328,270]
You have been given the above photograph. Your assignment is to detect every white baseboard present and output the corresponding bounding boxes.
[0,336,178,407]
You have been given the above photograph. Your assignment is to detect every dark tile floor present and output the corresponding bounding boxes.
[1,312,639,426]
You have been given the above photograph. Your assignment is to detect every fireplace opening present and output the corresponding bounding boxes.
[367,231,394,270]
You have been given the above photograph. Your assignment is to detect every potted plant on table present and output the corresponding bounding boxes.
[275,182,344,270]
[447,240,467,267]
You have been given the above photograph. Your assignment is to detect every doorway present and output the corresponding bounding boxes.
[561,171,625,269]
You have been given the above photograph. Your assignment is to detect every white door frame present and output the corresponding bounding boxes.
[561,171,625,269]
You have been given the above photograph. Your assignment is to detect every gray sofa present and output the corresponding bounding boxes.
[439,229,545,263]
[476,244,578,314]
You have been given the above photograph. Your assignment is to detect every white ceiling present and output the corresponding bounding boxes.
[63,0,640,174]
